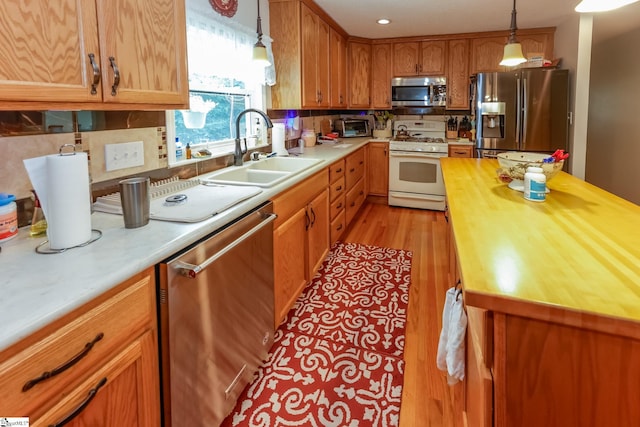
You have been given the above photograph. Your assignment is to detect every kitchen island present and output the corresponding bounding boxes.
[441,157,640,427]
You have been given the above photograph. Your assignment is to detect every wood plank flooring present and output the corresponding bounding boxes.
[341,201,455,427]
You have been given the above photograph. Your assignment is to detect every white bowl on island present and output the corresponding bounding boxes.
[496,152,565,192]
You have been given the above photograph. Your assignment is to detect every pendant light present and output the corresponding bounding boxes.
[499,0,527,67]
[575,0,639,12]
[253,0,270,66]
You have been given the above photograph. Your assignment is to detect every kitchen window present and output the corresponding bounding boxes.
[167,7,275,165]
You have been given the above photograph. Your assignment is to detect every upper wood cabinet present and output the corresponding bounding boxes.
[329,28,347,108]
[446,39,470,110]
[0,0,188,110]
[470,30,555,74]
[520,32,555,61]
[393,41,446,76]
[348,40,372,109]
[301,3,330,108]
[371,43,392,109]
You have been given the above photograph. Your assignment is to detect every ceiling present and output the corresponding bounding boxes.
[313,0,640,41]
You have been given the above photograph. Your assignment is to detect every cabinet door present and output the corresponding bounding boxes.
[330,29,347,108]
[393,42,420,76]
[448,144,474,158]
[371,43,392,108]
[419,41,446,75]
[95,0,188,105]
[348,41,371,108]
[307,190,329,280]
[301,4,319,108]
[36,330,160,427]
[317,19,331,108]
[471,36,508,74]
[273,209,308,328]
[520,33,554,61]
[446,39,470,110]
[0,0,101,102]
[368,142,389,196]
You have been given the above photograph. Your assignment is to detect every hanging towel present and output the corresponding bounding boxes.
[436,288,468,385]
[446,293,467,384]
[436,287,457,371]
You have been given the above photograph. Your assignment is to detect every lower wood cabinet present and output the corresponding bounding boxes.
[367,141,389,196]
[448,144,474,158]
[0,268,160,426]
[272,170,329,327]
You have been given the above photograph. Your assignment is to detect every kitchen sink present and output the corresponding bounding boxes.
[203,156,324,188]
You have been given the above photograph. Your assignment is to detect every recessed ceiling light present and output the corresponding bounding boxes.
[377,18,391,25]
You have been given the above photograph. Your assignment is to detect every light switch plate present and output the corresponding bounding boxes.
[105,141,145,171]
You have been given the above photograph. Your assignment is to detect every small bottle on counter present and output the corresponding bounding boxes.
[524,167,546,202]
[0,193,18,243]
[186,143,192,159]
[175,137,183,160]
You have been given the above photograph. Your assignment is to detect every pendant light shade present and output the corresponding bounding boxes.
[575,0,639,12]
[253,0,270,67]
[499,0,527,67]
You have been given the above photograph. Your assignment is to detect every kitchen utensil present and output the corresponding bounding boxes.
[119,177,150,228]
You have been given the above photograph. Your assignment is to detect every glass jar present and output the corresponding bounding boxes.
[302,129,316,147]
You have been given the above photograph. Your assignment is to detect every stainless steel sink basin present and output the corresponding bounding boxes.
[203,157,324,188]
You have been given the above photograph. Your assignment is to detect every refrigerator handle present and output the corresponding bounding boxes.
[516,77,522,148]
[522,77,528,150]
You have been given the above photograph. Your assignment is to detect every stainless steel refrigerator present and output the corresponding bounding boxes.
[474,69,569,158]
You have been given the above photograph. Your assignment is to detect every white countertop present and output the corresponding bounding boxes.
[0,138,370,352]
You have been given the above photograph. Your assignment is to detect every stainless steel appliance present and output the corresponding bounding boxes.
[474,69,569,158]
[389,120,448,211]
[391,77,447,107]
[334,118,371,137]
[158,202,276,426]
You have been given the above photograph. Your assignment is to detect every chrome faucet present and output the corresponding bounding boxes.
[234,108,273,166]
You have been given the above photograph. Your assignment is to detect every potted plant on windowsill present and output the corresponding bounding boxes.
[373,111,394,138]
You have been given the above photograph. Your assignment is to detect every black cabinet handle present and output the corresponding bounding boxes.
[49,377,107,427]
[23,333,104,392]
[336,203,343,210]
[88,53,100,95]
[108,56,120,96]
[304,209,310,231]
[349,168,355,173]
[310,207,316,227]
[336,168,342,173]
[336,185,342,191]
[336,224,343,231]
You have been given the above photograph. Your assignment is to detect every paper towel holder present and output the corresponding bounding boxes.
[35,229,103,254]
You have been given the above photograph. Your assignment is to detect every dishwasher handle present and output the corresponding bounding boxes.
[176,212,277,279]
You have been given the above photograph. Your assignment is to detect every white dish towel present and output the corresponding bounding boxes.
[436,287,468,384]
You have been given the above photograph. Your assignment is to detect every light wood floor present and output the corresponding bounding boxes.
[342,200,455,427]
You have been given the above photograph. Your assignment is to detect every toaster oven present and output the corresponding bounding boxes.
[334,119,370,138]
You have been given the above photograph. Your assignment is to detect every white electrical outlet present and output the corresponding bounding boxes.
[105,141,145,171]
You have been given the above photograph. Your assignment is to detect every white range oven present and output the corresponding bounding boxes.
[388,120,448,211]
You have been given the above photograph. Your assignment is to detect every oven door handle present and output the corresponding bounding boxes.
[389,151,446,160]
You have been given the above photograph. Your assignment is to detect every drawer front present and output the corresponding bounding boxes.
[0,272,155,418]
[330,194,346,221]
[330,210,346,244]
[329,160,345,183]
[345,148,365,190]
[329,176,346,202]
[272,169,329,229]
[346,178,365,225]
[448,145,474,158]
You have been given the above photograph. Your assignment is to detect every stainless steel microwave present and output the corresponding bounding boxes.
[391,76,447,107]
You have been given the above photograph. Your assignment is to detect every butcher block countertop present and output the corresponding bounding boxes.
[441,158,640,339]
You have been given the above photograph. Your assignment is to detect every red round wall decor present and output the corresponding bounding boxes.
[209,0,238,17]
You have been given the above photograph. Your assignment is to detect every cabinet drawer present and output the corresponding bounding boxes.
[0,271,155,419]
[330,210,346,244]
[272,169,329,229]
[329,176,346,202]
[329,159,345,182]
[330,194,346,221]
[346,178,365,225]
[448,144,474,158]
[345,148,365,189]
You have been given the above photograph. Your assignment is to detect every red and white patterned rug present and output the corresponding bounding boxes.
[222,242,413,427]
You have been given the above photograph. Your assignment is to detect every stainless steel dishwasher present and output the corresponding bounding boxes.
[158,201,276,427]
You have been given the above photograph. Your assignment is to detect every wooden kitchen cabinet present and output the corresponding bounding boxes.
[0,0,188,110]
[0,268,160,426]
[347,40,372,108]
[329,159,347,244]
[446,39,470,110]
[330,28,348,108]
[301,3,330,108]
[393,41,446,76]
[345,147,366,224]
[470,36,508,74]
[367,141,389,196]
[448,144,474,158]
[371,43,392,109]
[272,170,330,327]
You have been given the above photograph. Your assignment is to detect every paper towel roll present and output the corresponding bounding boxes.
[24,152,92,250]
[271,123,287,156]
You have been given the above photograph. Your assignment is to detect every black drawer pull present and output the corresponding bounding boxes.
[23,332,104,392]
[336,185,342,191]
[454,151,466,155]
[336,203,343,210]
[336,168,342,173]
[350,168,355,173]
[336,224,343,231]
[49,377,107,427]
[350,201,355,207]
[359,190,364,196]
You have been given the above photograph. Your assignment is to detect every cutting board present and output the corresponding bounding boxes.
[320,119,332,136]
